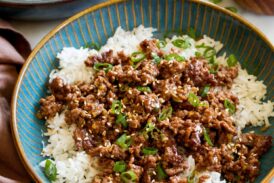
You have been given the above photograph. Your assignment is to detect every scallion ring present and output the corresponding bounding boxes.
[142,147,158,155]
[204,47,216,59]
[227,54,238,67]
[188,93,200,107]
[136,86,152,93]
[156,163,168,180]
[203,127,213,146]
[200,85,210,97]
[113,161,127,173]
[172,38,191,49]
[152,52,162,64]
[144,122,155,133]
[131,51,146,63]
[224,99,236,114]
[93,63,113,72]
[165,53,185,62]
[111,100,122,115]
[116,113,127,128]
[44,159,57,181]
[158,107,173,121]
[121,170,137,182]
[157,40,167,48]
[116,134,132,149]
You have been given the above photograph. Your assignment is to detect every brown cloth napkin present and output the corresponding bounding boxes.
[0,19,32,183]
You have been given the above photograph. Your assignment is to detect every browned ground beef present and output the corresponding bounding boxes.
[38,39,271,183]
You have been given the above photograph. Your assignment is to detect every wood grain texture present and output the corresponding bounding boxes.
[234,0,274,15]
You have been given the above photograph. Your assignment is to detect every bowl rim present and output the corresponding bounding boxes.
[11,0,274,182]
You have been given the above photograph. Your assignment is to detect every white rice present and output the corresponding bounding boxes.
[41,25,273,183]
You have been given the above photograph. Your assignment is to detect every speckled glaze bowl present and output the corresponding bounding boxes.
[11,0,274,182]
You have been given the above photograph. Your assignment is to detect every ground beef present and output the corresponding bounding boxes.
[39,41,271,183]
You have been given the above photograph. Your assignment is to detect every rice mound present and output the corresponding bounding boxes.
[40,25,273,183]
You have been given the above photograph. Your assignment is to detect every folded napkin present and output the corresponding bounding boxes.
[0,19,32,183]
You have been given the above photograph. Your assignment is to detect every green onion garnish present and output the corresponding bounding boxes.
[200,85,210,97]
[203,127,213,146]
[196,43,208,48]
[224,99,236,114]
[84,42,100,50]
[152,52,162,64]
[188,93,200,107]
[165,53,185,62]
[199,101,209,107]
[144,122,155,133]
[204,47,216,59]
[225,6,238,13]
[156,163,168,180]
[116,134,132,149]
[142,147,158,155]
[157,40,167,48]
[172,38,191,49]
[209,63,219,74]
[44,159,57,181]
[158,107,173,121]
[131,51,146,63]
[116,113,127,128]
[121,170,137,182]
[111,100,122,115]
[113,161,127,173]
[227,54,238,67]
[188,28,196,39]
[93,63,113,72]
[136,86,152,93]
[195,51,202,57]
[209,0,222,4]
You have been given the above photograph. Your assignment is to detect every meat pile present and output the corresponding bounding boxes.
[38,39,271,183]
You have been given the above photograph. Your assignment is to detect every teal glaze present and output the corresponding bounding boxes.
[13,0,273,182]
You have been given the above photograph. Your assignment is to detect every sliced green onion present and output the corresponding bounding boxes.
[188,28,196,39]
[209,0,222,4]
[224,99,236,114]
[84,42,100,50]
[121,170,137,182]
[204,47,216,59]
[196,43,208,48]
[116,113,127,128]
[111,100,122,115]
[226,6,238,13]
[187,170,195,183]
[209,56,217,65]
[93,63,113,72]
[156,163,168,180]
[152,52,162,64]
[209,63,219,74]
[113,161,127,173]
[203,127,213,146]
[157,40,167,48]
[136,86,152,93]
[158,107,173,121]
[227,54,238,67]
[172,38,191,49]
[131,51,146,63]
[144,122,155,133]
[165,53,185,62]
[199,101,209,107]
[195,51,202,57]
[200,85,210,97]
[188,93,200,107]
[44,159,57,181]
[142,147,158,155]
[116,134,132,149]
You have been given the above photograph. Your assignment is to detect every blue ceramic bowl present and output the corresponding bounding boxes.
[12,0,274,182]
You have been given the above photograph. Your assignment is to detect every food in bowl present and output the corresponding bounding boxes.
[37,25,273,183]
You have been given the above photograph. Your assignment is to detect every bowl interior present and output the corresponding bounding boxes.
[13,0,274,182]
